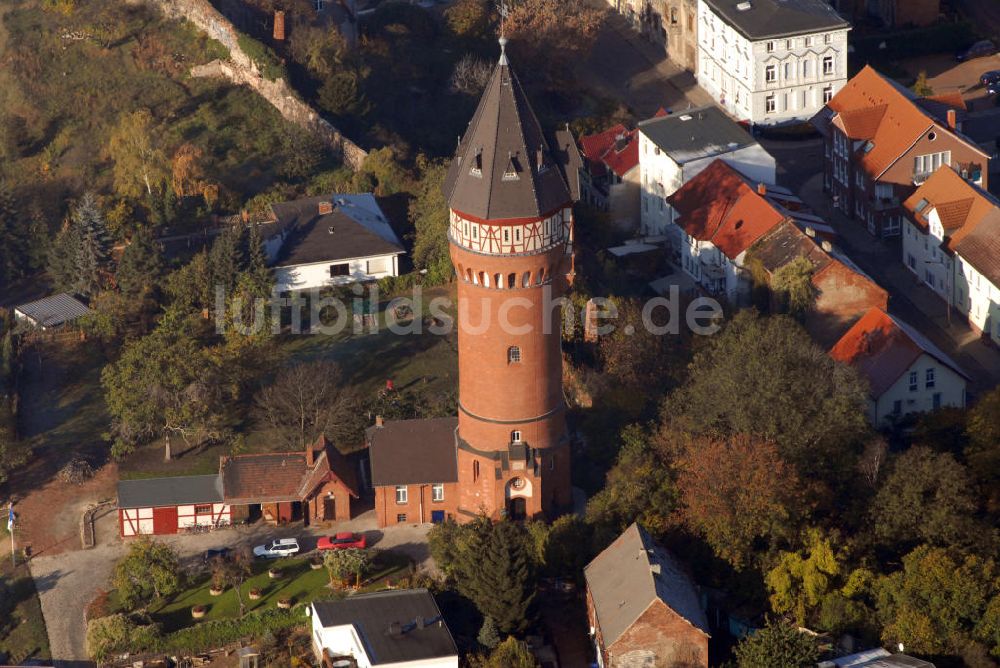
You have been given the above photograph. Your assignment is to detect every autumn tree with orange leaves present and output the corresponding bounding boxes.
[676,434,800,570]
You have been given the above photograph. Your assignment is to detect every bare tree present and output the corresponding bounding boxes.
[253,360,365,449]
[858,437,888,489]
[449,54,493,95]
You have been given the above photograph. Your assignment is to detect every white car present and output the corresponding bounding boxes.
[252,538,300,559]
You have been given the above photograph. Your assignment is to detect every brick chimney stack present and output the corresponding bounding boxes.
[757,182,767,196]
[375,415,384,428]
[306,439,315,467]
[318,200,333,215]
[947,108,957,130]
[273,10,286,41]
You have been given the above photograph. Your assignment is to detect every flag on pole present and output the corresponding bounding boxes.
[7,505,13,531]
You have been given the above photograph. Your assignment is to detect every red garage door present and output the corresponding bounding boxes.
[152,507,178,534]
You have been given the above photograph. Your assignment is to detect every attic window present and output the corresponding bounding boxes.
[503,153,520,181]
[736,1,751,10]
[470,150,483,178]
[679,114,692,121]
[862,141,875,154]
[914,198,929,213]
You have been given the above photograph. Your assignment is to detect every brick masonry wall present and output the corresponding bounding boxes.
[132,0,368,170]
[375,483,460,527]
[608,600,709,668]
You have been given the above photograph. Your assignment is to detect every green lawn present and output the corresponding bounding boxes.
[0,560,50,665]
[111,551,411,633]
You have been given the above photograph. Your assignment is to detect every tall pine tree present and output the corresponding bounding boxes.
[117,227,164,298]
[72,192,112,296]
[48,219,83,293]
[209,226,246,297]
[456,520,538,634]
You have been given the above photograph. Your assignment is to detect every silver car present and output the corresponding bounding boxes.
[252,537,300,558]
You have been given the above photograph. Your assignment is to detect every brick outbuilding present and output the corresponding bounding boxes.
[585,524,710,668]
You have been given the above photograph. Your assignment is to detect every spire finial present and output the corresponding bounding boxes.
[498,36,508,65]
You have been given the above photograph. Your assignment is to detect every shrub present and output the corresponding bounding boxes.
[237,34,286,81]
[86,614,160,662]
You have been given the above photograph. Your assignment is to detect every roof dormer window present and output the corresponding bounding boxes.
[503,152,520,181]
[470,149,483,178]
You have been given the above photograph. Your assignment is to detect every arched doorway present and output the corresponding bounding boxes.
[508,497,527,521]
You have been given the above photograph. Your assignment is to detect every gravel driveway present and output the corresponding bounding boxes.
[30,508,433,663]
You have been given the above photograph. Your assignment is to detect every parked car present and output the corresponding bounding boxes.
[981,70,1000,86]
[957,40,997,62]
[202,547,232,563]
[252,538,300,559]
[317,532,367,551]
[989,82,1000,96]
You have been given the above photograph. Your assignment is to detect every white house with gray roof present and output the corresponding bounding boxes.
[585,523,710,668]
[261,193,405,293]
[697,0,850,125]
[638,105,776,241]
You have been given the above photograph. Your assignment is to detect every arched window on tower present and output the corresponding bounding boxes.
[508,346,521,364]
[494,273,502,289]
[466,268,473,283]
[507,273,516,289]
[522,271,531,287]
[473,460,480,482]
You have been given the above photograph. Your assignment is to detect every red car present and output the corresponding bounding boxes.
[317,532,367,551]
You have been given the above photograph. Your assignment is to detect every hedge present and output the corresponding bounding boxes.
[236,34,286,81]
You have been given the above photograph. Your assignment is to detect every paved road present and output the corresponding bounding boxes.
[29,508,432,665]
[576,4,713,118]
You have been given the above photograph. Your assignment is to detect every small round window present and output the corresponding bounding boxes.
[928,131,937,141]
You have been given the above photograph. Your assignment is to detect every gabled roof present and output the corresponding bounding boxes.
[266,193,404,268]
[813,66,986,179]
[14,293,92,328]
[638,105,757,165]
[954,209,1000,288]
[580,124,640,179]
[901,166,997,246]
[667,160,785,258]
[117,475,224,509]
[585,524,709,648]
[444,42,573,221]
[298,435,360,499]
[829,307,968,397]
[367,417,459,486]
[312,589,458,665]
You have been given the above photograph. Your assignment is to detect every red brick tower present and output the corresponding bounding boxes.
[444,39,575,521]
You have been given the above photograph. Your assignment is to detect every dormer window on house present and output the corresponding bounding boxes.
[863,141,875,154]
[470,150,483,177]
[502,153,520,181]
[914,198,929,214]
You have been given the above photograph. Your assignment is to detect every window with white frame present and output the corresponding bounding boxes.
[765,95,776,113]
[824,33,831,44]
[431,484,444,502]
[804,36,812,47]
[766,41,774,52]
[784,62,793,80]
[823,56,834,75]
[765,65,776,83]
[823,86,833,103]
[914,152,951,179]
[508,346,521,363]
[909,371,918,391]
[925,367,936,388]
[395,485,408,504]
[511,430,522,443]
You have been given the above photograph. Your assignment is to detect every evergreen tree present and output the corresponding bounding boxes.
[455,520,538,634]
[244,223,272,296]
[149,181,177,229]
[0,184,30,290]
[477,616,501,650]
[209,226,246,297]
[117,227,164,298]
[733,617,819,668]
[72,192,112,295]
[48,220,83,293]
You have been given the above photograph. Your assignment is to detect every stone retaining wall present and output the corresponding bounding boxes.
[133,0,368,170]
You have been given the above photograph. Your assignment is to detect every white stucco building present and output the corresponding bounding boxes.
[901,165,1000,346]
[697,0,850,125]
[261,192,405,293]
[830,307,968,425]
[311,590,459,668]
[637,105,776,242]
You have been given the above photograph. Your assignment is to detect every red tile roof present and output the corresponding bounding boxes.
[579,125,639,179]
[666,160,786,259]
[816,66,984,179]
[901,166,995,246]
[830,307,966,397]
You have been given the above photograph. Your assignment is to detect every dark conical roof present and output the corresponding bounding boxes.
[444,43,573,221]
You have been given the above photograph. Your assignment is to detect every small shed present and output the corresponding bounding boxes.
[14,293,92,330]
[117,475,230,536]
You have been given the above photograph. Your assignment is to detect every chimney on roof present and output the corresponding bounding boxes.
[319,201,333,215]
[757,183,767,196]
[375,415,384,428]
[805,226,816,238]
[947,108,957,130]
[821,240,833,253]
[306,440,315,467]
[273,10,286,41]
